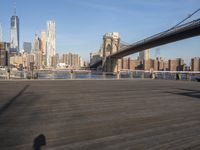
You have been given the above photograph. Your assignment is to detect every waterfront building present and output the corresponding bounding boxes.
[153,59,159,71]
[121,57,130,69]
[121,58,142,70]
[0,42,10,66]
[153,57,168,71]
[168,59,176,71]
[51,53,59,68]
[163,61,169,71]
[191,57,200,71]
[157,57,165,71]
[23,42,32,53]
[73,54,80,67]
[62,53,71,67]
[0,23,2,42]
[62,53,81,69]
[121,57,170,71]
[46,20,56,67]
[10,55,23,68]
[169,58,184,71]
[33,51,42,69]
[10,15,20,54]
[22,53,34,69]
[130,59,141,70]
[143,59,154,71]
[80,58,85,67]
[10,53,35,69]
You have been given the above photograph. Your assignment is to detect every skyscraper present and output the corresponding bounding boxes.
[139,49,150,61]
[23,42,32,53]
[33,34,42,69]
[10,15,20,54]
[33,34,41,52]
[46,20,56,67]
[0,23,2,42]
[41,31,47,66]
[41,31,47,55]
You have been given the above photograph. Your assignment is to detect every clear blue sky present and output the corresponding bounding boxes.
[0,0,200,64]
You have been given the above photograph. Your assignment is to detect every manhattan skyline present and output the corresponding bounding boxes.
[0,0,200,63]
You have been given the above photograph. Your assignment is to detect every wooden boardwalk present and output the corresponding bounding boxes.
[0,80,200,150]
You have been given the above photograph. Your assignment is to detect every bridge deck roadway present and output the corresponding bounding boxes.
[0,80,200,150]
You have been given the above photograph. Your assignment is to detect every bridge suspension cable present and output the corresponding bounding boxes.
[121,40,131,45]
[148,8,200,43]
[169,8,200,30]
[118,9,200,50]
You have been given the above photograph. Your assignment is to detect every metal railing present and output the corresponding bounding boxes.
[0,69,200,81]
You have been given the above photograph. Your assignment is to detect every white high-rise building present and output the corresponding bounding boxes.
[139,49,150,61]
[0,23,2,42]
[46,20,56,67]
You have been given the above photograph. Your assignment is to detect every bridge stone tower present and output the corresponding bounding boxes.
[102,32,121,73]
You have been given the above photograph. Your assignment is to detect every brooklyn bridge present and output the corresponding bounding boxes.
[90,18,200,72]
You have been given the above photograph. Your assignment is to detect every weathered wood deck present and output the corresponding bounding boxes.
[0,80,200,150]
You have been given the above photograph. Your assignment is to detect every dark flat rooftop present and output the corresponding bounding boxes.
[0,80,200,150]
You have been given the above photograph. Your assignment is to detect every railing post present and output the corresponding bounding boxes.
[102,72,106,79]
[88,72,91,79]
[141,71,144,79]
[70,70,74,80]
[117,71,120,80]
[7,68,10,80]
